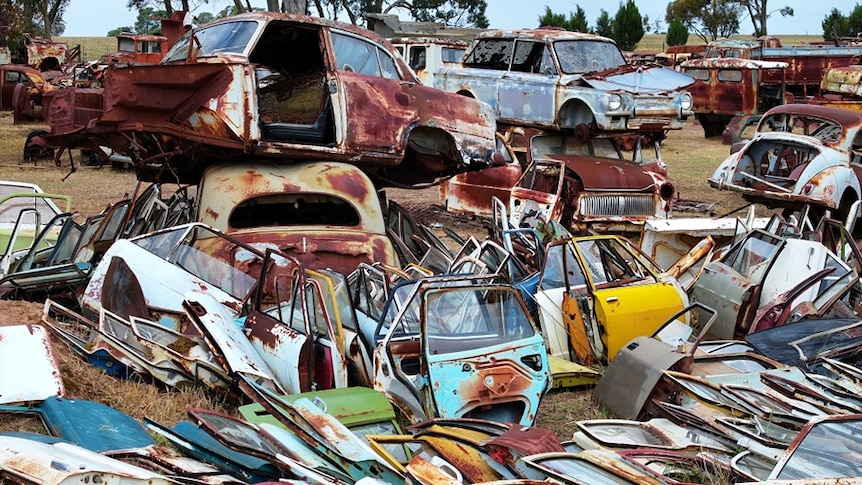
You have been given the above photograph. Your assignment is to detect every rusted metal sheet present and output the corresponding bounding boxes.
[185,290,287,395]
[681,57,787,138]
[23,34,69,70]
[0,324,64,404]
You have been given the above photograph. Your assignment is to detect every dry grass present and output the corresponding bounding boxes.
[55,36,118,63]
[0,106,746,438]
[636,33,825,51]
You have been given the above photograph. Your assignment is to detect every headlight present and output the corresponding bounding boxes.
[680,94,693,111]
[608,94,622,111]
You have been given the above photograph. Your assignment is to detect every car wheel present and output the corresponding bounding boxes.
[22,129,54,162]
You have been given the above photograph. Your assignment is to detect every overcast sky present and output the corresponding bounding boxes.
[62,0,857,37]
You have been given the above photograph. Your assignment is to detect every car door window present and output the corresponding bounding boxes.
[511,40,552,74]
[463,39,513,70]
[332,33,398,78]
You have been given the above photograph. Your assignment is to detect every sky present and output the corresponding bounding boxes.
[61,0,860,37]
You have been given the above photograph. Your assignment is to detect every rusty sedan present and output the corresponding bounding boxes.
[39,12,498,187]
[709,104,862,218]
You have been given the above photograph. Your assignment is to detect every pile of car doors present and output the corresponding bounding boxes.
[37,215,552,428]
[8,319,861,485]
[0,181,194,306]
[592,302,862,483]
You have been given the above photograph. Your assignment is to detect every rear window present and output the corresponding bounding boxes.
[229,193,360,228]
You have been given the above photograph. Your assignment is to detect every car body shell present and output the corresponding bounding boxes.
[434,28,694,133]
[41,12,497,187]
[369,274,550,426]
[708,104,862,213]
[0,64,53,122]
[196,161,399,277]
[509,133,674,234]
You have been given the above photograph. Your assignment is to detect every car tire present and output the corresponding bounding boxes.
[23,129,54,162]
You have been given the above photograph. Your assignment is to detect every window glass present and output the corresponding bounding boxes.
[684,68,710,81]
[463,39,513,70]
[442,47,465,63]
[408,46,427,70]
[553,40,626,73]
[378,47,400,79]
[717,69,742,82]
[162,20,258,63]
[332,32,380,76]
[511,41,547,73]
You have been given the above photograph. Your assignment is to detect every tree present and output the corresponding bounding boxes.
[612,0,644,51]
[14,0,68,38]
[666,0,741,43]
[107,26,134,36]
[736,0,793,37]
[133,7,167,34]
[823,8,850,40]
[642,14,651,33]
[666,17,689,46]
[537,5,588,32]
[194,11,215,25]
[595,9,613,38]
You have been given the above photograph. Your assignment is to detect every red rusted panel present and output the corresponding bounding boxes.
[441,163,522,217]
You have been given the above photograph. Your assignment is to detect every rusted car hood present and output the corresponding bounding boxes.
[575,64,695,93]
[547,154,657,191]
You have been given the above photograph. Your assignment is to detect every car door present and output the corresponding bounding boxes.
[690,230,782,339]
[498,40,557,124]
[421,282,548,426]
[328,30,414,156]
[242,250,315,394]
[535,239,595,365]
[573,237,686,361]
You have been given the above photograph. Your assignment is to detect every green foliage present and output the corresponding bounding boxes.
[595,9,613,37]
[613,0,645,50]
[194,12,215,26]
[537,5,588,32]
[666,0,740,43]
[666,17,689,45]
[410,0,489,28]
[134,7,168,34]
[107,26,134,36]
[823,8,851,40]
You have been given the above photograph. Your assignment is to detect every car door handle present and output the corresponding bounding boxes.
[605,296,618,303]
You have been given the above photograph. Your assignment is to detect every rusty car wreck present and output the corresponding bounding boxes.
[709,104,862,217]
[434,27,695,135]
[37,12,498,187]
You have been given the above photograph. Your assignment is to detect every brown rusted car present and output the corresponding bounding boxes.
[0,64,54,123]
[40,12,498,187]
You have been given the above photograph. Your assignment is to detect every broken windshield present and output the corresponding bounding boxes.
[553,40,626,74]
[161,20,259,63]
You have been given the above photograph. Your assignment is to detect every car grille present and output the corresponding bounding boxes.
[579,194,656,217]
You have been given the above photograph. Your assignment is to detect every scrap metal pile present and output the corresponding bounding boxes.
[2,10,862,485]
